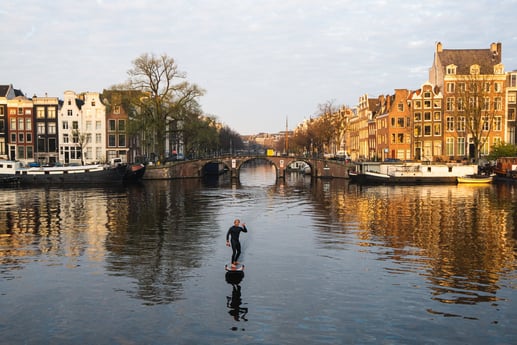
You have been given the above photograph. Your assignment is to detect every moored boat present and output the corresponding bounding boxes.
[492,157,517,183]
[0,159,133,185]
[349,161,478,185]
[457,175,493,184]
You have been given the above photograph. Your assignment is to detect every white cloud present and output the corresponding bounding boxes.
[1,0,516,133]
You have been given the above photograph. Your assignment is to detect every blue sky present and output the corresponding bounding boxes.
[2,0,517,134]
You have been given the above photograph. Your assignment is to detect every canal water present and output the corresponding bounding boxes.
[0,163,516,344]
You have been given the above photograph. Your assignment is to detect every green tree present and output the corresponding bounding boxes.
[488,142,517,160]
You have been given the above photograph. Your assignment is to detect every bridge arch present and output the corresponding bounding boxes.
[144,156,351,180]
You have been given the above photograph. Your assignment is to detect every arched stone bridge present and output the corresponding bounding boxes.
[143,155,353,180]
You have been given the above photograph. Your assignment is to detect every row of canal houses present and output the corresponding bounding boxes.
[0,88,135,166]
[336,42,517,162]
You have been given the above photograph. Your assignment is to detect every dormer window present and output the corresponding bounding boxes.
[494,64,504,75]
[470,64,480,75]
[446,65,457,75]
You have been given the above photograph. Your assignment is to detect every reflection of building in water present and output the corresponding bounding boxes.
[356,185,514,304]
[0,188,126,263]
[313,182,516,308]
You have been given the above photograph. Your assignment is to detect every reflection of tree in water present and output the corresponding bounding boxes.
[104,180,223,305]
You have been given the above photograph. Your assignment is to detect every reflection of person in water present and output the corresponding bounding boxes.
[226,284,248,322]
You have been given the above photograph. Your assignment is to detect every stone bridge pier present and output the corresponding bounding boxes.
[144,156,352,180]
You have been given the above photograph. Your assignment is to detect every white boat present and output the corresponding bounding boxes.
[349,161,478,185]
[0,160,138,186]
[457,175,493,184]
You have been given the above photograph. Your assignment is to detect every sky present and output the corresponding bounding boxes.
[2,0,517,135]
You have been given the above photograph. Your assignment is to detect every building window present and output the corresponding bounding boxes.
[495,82,502,93]
[457,116,466,131]
[114,105,121,114]
[48,108,56,118]
[109,119,116,131]
[26,133,32,143]
[10,118,16,130]
[446,117,454,131]
[433,111,441,121]
[397,103,403,111]
[414,125,422,137]
[118,120,126,131]
[96,133,102,143]
[446,65,457,75]
[433,100,441,108]
[424,100,432,108]
[48,123,56,135]
[37,107,45,118]
[510,74,517,88]
[457,98,464,111]
[96,121,102,130]
[446,137,454,156]
[494,116,502,131]
[446,97,454,111]
[414,100,421,109]
[424,112,431,121]
[414,112,421,121]
[37,123,46,134]
[447,83,455,93]
[495,97,502,110]
[11,133,16,142]
[508,93,516,104]
[483,97,490,110]
[63,121,69,129]
[18,118,24,131]
[63,134,69,143]
[86,121,92,131]
[397,117,404,127]
[482,117,489,131]
[72,121,78,130]
[108,134,116,147]
[458,137,465,156]
[18,133,24,143]
[424,125,432,136]
[67,109,73,116]
[470,65,480,74]
[17,146,25,159]
[118,134,126,147]
[434,123,441,136]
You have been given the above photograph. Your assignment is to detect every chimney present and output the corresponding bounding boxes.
[436,42,443,53]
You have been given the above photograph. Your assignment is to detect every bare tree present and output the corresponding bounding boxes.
[127,53,204,159]
[448,74,501,163]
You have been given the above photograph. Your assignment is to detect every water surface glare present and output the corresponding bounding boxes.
[0,164,516,344]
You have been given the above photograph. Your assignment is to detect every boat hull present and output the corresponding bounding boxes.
[0,160,134,186]
[457,176,492,184]
[349,161,478,185]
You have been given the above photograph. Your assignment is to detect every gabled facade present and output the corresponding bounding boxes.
[79,92,107,163]
[382,89,412,161]
[58,90,84,164]
[7,95,34,162]
[33,95,59,164]
[409,82,444,161]
[0,85,16,159]
[429,42,506,160]
[102,90,130,163]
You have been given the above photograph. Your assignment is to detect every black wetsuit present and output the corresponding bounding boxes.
[226,225,247,264]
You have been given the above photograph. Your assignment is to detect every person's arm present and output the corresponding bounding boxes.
[226,228,231,246]
[241,224,247,232]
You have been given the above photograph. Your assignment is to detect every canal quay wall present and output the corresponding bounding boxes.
[142,156,353,180]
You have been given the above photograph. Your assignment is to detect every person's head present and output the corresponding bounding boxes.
[234,219,240,226]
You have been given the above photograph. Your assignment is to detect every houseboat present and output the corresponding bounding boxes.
[0,159,139,186]
[349,161,478,185]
